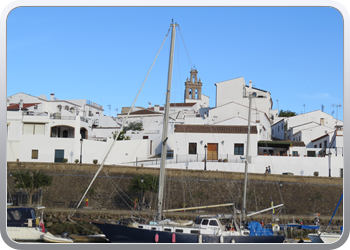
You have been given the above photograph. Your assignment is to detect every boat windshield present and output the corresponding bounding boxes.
[195,218,202,225]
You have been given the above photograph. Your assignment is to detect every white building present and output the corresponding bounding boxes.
[271,110,343,155]
[6,93,148,164]
[6,70,343,177]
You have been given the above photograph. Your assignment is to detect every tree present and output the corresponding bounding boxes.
[123,121,143,132]
[12,170,53,205]
[111,121,143,140]
[279,109,298,117]
[112,130,131,140]
[128,174,159,204]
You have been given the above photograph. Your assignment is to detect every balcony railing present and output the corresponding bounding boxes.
[126,154,246,167]
[22,111,48,116]
[50,115,76,120]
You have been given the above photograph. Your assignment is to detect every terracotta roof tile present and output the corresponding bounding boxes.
[125,109,162,115]
[7,103,40,110]
[174,124,257,134]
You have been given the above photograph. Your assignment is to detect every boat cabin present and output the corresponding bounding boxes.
[7,206,45,228]
[7,207,38,227]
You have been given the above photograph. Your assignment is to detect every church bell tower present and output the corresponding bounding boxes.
[184,69,202,102]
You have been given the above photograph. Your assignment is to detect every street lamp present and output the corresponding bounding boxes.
[141,177,144,206]
[327,152,332,177]
[204,144,207,170]
[80,138,83,164]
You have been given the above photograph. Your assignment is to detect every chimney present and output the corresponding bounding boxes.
[19,99,23,110]
[148,102,152,109]
[51,93,55,100]
[154,105,159,112]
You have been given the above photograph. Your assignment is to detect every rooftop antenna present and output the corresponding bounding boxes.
[303,104,305,114]
[321,105,324,112]
[115,108,118,117]
[332,104,342,121]
[107,104,111,116]
[276,99,279,111]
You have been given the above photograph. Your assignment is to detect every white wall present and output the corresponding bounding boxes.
[136,155,343,177]
[271,119,285,140]
[173,131,258,158]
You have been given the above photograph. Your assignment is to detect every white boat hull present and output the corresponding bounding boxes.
[308,233,341,243]
[7,227,46,241]
[320,233,341,243]
[40,234,74,243]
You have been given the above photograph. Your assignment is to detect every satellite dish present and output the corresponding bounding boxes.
[252,92,257,97]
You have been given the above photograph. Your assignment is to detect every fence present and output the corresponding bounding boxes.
[10,189,42,206]
[129,154,246,167]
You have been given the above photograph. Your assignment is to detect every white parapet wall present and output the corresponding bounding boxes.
[133,155,343,178]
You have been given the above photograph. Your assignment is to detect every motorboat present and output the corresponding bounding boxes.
[7,206,47,242]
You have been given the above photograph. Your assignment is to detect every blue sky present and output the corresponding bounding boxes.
[7,7,344,120]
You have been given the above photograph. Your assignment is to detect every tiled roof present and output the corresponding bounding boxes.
[258,140,306,147]
[169,103,196,107]
[126,109,162,115]
[174,124,257,134]
[7,103,40,110]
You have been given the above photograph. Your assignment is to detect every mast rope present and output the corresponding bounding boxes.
[178,27,193,69]
[69,27,171,219]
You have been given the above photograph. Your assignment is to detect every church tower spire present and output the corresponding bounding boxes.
[184,68,202,102]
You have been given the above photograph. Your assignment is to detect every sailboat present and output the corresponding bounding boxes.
[70,21,285,243]
[308,193,343,243]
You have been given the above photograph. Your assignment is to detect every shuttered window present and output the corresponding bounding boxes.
[23,123,45,135]
[32,150,38,159]
[189,143,197,154]
[23,124,34,134]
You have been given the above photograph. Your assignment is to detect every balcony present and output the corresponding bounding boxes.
[50,113,76,120]
[22,111,48,116]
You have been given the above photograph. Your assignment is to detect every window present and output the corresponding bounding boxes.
[23,123,45,135]
[307,151,316,157]
[202,219,209,225]
[281,124,283,130]
[195,218,202,225]
[175,229,183,233]
[143,136,149,139]
[319,143,322,148]
[292,151,298,156]
[278,126,279,132]
[324,141,327,148]
[164,228,171,232]
[209,220,218,226]
[234,144,244,155]
[189,143,197,154]
[190,230,200,234]
[32,150,38,159]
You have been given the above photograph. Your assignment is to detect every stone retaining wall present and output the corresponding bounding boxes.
[7,162,343,222]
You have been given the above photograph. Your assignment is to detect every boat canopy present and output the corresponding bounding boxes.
[7,207,37,227]
[248,221,274,236]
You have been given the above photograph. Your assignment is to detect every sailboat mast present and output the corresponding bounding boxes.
[242,80,253,222]
[157,21,177,221]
